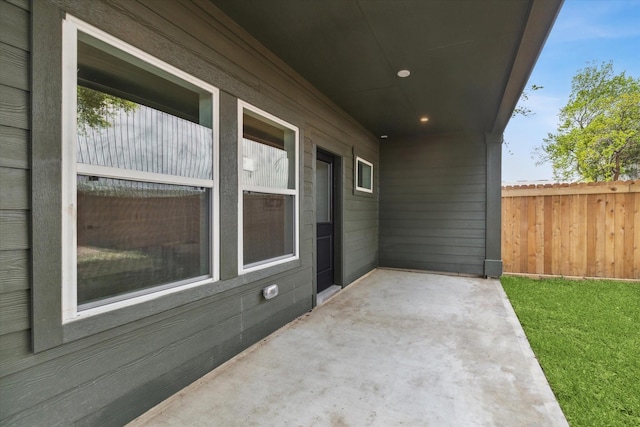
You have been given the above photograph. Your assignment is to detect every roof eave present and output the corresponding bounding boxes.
[491,0,564,135]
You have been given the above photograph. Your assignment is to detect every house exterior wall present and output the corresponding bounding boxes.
[379,132,489,276]
[0,0,378,425]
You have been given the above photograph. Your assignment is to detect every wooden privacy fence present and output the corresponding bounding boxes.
[502,181,639,280]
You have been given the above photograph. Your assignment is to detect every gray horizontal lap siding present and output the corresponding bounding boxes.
[0,0,378,425]
[344,150,378,283]
[379,133,486,275]
[0,0,31,358]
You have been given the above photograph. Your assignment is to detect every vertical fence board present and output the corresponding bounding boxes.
[586,194,597,277]
[535,196,545,273]
[614,193,625,278]
[543,196,553,275]
[575,194,587,276]
[512,197,521,272]
[527,197,537,272]
[501,197,512,272]
[568,194,577,275]
[519,197,529,273]
[634,193,640,278]
[502,181,639,279]
[560,195,571,275]
[595,194,607,277]
[624,193,635,278]
[549,196,557,274]
[605,193,616,278]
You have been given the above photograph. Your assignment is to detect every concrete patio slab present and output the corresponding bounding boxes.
[128,269,568,426]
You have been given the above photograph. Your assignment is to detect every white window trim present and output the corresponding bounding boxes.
[76,164,215,188]
[61,15,220,323]
[237,100,300,274]
[355,156,374,193]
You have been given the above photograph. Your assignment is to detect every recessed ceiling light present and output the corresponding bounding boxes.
[380,135,388,139]
[397,69,411,78]
[420,116,429,123]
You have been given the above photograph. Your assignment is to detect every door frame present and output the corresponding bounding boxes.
[313,146,343,307]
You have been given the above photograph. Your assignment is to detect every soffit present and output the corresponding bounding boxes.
[211,0,562,139]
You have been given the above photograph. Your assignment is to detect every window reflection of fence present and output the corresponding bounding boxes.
[242,138,289,189]
[502,181,639,279]
[242,193,294,265]
[76,187,207,304]
[77,104,213,179]
[77,189,205,250]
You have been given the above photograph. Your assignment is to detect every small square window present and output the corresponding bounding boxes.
[355,157,374,193]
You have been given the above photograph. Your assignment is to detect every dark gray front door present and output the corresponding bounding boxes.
[316,150,335,293]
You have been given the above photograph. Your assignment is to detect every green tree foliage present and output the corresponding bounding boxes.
[77,86,137,130]
[537,61,640,182]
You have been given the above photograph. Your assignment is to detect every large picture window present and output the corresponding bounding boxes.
[238,102,299,272]
[62,16,219,320]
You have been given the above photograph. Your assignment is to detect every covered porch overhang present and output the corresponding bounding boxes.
[210,0,563,139]
[210,0,563,278]
[129,269,568,426]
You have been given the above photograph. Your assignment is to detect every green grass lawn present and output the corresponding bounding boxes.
[501,276,640,427]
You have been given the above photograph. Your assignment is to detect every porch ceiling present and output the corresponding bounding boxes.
[211,0,562,138]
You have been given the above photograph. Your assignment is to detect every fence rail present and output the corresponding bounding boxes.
[502,181,639,280]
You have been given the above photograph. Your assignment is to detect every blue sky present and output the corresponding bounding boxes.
[502,0,640,184]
